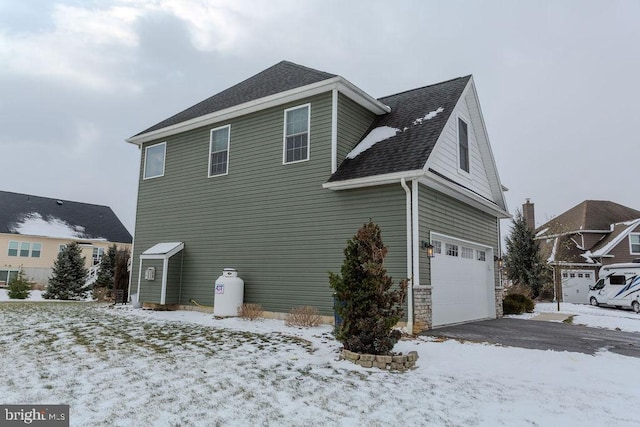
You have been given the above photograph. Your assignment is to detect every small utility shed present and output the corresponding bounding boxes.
[137,242,184,306]
[126,61,509,330]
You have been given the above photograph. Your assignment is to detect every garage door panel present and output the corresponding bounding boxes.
[431,236,495,327]
[561,270,596,304]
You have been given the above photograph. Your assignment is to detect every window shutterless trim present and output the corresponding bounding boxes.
[143,141,167,180]
[457,115,470,174]
[283,103,311,164]
[208,124,231,178]
[630,233,640,255]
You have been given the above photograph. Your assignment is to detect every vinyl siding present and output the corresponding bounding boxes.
[139,259,164,302]
[427,94,493,201]
[336,93,376,161]
[133,92,407,315]
[417,184,499,286]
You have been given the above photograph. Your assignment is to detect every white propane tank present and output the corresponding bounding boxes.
[213,268,245,317]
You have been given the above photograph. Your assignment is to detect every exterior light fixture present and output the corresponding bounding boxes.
[426,244,435,258]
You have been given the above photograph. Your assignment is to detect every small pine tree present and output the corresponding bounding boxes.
[504,210,545,297]
[7,270,33,299]
[329,221,407,355]
[44,242,89,300]
[94,244,117,289]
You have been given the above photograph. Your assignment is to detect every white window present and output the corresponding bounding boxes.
[446,243,459,257]
[92,247,105,265]
[432,240,442,254]
[585,273,591,279]
[284,104,310,164]
[209,125,230,177]
[144,142,166,179]
[19,242,30,257]
[0,270,18,285]
[630,234,640,254]
[562,272,568,278]
[31,243,42,258]
[458,117,469,173]
[578,273,583,278]
[8,241,18,257]
[59,244,66,253]
[570,273,576,278]
[461,247,474,259]
[476,250,486,261]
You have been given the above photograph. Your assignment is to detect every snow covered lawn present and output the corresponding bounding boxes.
[0,301,638,426]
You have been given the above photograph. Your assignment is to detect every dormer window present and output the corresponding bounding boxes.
[283,104,310,164]
[458,117,469,173]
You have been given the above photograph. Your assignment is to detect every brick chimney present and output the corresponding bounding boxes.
[522,199,535,231]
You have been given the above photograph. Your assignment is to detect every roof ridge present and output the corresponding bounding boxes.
[278,60,336,77]
[377,75,472,101]
[0,190,110,210]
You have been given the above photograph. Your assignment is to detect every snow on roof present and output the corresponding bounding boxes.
[346,126,400,159]
[589,218,640,257]
[346,106,445,160]
[413,107,444,125]
[547,238,558,263]
[9,212,105,240]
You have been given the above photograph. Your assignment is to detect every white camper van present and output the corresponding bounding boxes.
[588,263,640,313]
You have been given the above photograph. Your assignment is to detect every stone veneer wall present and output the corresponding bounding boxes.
[413,285,431,332]
[495,284,503,318]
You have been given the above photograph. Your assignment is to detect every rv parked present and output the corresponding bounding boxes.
[588,263,640,313]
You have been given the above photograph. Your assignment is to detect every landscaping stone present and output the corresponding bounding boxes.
[341,349,419,371]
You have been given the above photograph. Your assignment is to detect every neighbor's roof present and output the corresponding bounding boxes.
[328,76,471,182]
[0,191,132,243]
[536,200,640,236]
[136,61,337,136]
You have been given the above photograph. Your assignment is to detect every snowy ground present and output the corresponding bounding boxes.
[0,297,638,426]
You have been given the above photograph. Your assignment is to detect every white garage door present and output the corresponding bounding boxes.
[561,270,596,304]
[431,234,495,327]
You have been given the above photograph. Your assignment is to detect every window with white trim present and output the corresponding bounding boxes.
[143,142,166,179]
[209,125,230,177]
[19,242,30,257]
[630,233,640,254]
[0,270,19,285]
[562,272,568,278]
[461,247,474,259]
[59,244,66,253]
[458,117,469,173]
[476,250,486,261]
[585,273,591,279]
[8,241,18,257]
[92,247,105,265]
[284,104,310,163]
[31,243,41,258]
[432,240,442,254]
[570,273,576,278]
[446,243,459,257]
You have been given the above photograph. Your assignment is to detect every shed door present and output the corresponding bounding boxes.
[431,235,495,327]
[561,270,595,304]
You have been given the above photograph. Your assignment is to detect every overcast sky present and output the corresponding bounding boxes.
[1,0,638,235]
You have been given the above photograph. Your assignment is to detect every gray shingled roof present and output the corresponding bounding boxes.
[137,61,337,136]
[0,191,132,243]
[328,76,471,182]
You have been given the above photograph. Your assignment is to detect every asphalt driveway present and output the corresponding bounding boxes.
[421,318,640,358]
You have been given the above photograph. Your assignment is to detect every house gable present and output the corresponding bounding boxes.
[425,78,495,204]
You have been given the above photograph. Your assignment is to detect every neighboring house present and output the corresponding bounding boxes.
[126,60,509,330]
[533,200,640,303]
[0,191,133,288]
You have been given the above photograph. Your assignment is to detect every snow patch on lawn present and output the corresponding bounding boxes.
[0,303,638,426]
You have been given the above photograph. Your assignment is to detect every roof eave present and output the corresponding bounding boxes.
[127,77,390,146]
[322,170,425,191]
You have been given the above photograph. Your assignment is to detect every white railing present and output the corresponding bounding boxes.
[86,264,100,286]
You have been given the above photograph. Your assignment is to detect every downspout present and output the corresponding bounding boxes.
[331,89,338,174]
[400,178,414,335]
[411,179,420,289]
[136,259,143,303]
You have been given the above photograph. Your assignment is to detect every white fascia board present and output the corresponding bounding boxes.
[127,77,390,146]
[535,229,616,240]
[551,261,602,267]
[420,172,511,219]
[322,170,425,191]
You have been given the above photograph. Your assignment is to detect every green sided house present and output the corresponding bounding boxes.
[126,61,509,330]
